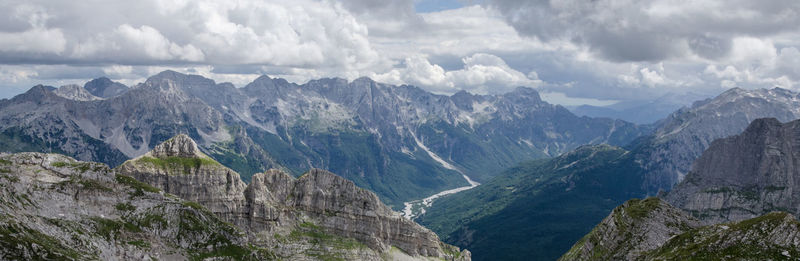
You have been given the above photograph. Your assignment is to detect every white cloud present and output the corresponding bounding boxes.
[776,47,800,80]
[0,4,65,54]
[0,0,386,74]
[489,0,800,62]
[116,24,205,61]
[374,53,541,94]
[0,0,799,104]
[0,27,65,54]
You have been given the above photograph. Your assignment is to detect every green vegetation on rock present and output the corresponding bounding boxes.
[288,222,367,251]
[0,220,89,260]
[624,197,662,219]
[137,156,220,174]
[115,174,161,195]
[644,212,800,260]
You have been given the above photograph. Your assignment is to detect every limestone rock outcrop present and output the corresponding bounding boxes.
[561,198,800,260]
[0,152,270,260]
[560,198,700,261]
[117,134,470,260]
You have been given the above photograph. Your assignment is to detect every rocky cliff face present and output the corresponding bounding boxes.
[561,198,800,260]
[117,134,470,260]
[53,84,102,101]
[643,212,800,260]
[666,118,800,224]
[560,198,700,261]
[0,152,273,260]
[635,87,800,193]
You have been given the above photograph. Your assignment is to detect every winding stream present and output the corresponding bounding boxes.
[402,173,480,219]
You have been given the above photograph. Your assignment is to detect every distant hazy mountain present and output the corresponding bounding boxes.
[83,77,129,98]
[419,87,800,260]
[568,92,709,124]
[0,70,645,208]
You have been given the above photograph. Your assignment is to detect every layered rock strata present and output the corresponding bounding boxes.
[117,134,469,260]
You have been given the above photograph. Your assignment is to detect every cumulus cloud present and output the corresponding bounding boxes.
[0,0,385,72]
[0,3,65,54]
[374,53,541,94]
[72,24,204,62]
[488,0,800,62]
[0,27,65,54]
[1,0,800,105]
[776,47,800,80]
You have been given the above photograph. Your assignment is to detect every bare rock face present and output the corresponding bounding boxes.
[117,134,248,223]
[643,212,800,260]
[560,198,700,261]
[117,134,470,260]
[0,152,272,260]
[148,134,203,158]
[561,198,800,260]
[53,84,102,101]
[666,118,800,224]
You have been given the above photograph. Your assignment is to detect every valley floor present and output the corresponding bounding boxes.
[402,173,480,219]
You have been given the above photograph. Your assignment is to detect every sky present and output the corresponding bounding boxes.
[0,0,799,107]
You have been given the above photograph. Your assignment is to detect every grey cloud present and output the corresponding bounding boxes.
[488,0,800,62]
[335,0,429,37]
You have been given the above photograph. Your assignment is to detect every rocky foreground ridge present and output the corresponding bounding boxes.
[562,117,800,260]
[560,198,800,260]
[0,134,469,260]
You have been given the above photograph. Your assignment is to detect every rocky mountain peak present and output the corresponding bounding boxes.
[504,86,543,104]
[743,117,782,133]
[666,117,800,224]
[242,74,294,97]
[251,74,290,86]
[118,134,228,177]
[144,70,216,90]
[148,134,203,158]
[451,90,478,110]
[53,84,101,101]
[16,84,56,101]
[113,134,470,260]
[351,76,376,85]
[83,77,129,98]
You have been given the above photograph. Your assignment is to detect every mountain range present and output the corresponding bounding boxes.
[418,87,800,260]
[0,70,645,208]
[4,70,800,260]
